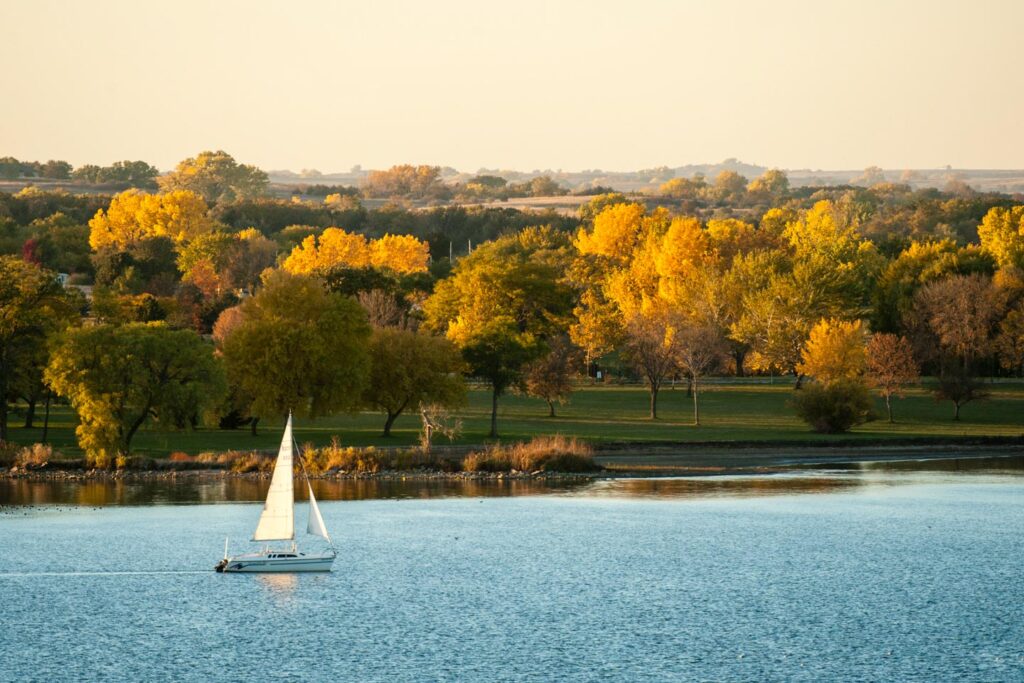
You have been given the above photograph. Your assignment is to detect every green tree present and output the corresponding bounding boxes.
[219,270,371,428]
[462,317,541,437]
[159,150,269,202]
[362,328,465,436]
[423,227,574,437]
[0,258,82,440]
[45,323,225,466]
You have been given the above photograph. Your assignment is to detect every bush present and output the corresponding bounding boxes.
[168,451,193,462]
[114,454,156,470]
[462,436,599,473]
[791,380,875,433]
[15,443,58,467]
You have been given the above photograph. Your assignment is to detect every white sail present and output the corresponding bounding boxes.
[252,415,295,541]
[306,482,331,542]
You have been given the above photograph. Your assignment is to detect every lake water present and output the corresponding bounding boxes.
[2,459,1023,682]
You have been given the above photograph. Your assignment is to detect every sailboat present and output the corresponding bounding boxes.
[215,414,336,573]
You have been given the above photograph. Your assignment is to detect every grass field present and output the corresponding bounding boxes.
[5,381,1024,459]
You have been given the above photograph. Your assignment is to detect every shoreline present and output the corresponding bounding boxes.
[4,440,1023,482]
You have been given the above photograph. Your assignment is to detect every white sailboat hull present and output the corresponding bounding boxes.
[218,549,336,573]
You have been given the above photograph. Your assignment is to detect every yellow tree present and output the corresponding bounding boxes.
[574,202,647,264]
[791,318,874,434]
[797,318,868,384]
[89,190,214,250]
[282,227,371,274]
[370,234,430,273]
[977,205,1024,270]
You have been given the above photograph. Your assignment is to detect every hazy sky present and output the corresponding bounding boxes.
[2,0,1022,173]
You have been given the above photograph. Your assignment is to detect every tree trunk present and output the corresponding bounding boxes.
[734,349,745,378]
[693,379,700,426]
[489,387,499,438]
[250,417,260,436]
[953,401,961,421]
[649,385,659,419]
[383,411,400,437]
[42,391,51,443]
[546,399,555,418]
[122,408,151,456]
[0,350,7,441]
[794,372,805,390]
[886,393,893,423]
[23,398,36,429]
[685,375,693,398]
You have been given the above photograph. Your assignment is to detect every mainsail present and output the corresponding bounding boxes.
[307,482,331,542]
[252,415,295,541]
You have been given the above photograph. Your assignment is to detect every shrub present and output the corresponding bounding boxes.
[168,451,193,462]
[791,379,875,433]
[114,454,156,470]
[15,443,58,467]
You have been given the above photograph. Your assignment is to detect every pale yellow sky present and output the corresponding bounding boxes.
[1,0,1021,172]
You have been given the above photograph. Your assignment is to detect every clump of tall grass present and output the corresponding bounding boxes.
[462,435,599,473]
[195,450,274,473]
[14,443,61,468]
[301,438,458,474]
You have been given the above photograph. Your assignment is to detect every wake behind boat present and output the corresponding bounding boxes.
[215,414,336,573]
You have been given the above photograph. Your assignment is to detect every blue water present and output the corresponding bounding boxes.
[1,471,1023,682]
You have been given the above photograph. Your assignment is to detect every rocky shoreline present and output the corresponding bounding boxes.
[4,440,1024,483]
[0,466,604,483]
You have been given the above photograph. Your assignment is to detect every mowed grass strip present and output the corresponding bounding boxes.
[6,382,1024,458]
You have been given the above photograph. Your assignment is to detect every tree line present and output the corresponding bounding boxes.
[2,150,1024,466]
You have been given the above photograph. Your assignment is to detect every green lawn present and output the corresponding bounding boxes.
[5,382,1024,458]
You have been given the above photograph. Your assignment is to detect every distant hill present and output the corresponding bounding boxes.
[265,160,1024,195]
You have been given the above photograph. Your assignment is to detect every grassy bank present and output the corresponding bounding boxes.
[4,382,1024,459]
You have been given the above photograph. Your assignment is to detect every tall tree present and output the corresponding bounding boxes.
[45,323,224,466]
[622,310,679,420]
[362,328,465,436]
[909,274,1004,419]
[219,270,371,426]
[865,333,919,422]
[674,322,726,426]
[0,258,82,441]
[88,190,214,250]
[424,227,574,437]
[977,205,1024,270]
[522,335,580,417]
[796,319,868,384]
[159,150,269,202]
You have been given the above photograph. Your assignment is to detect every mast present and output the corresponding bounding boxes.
[293,431,333,548]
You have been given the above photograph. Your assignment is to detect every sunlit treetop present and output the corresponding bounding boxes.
[282,227,429,275]
[88,189,214,250]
